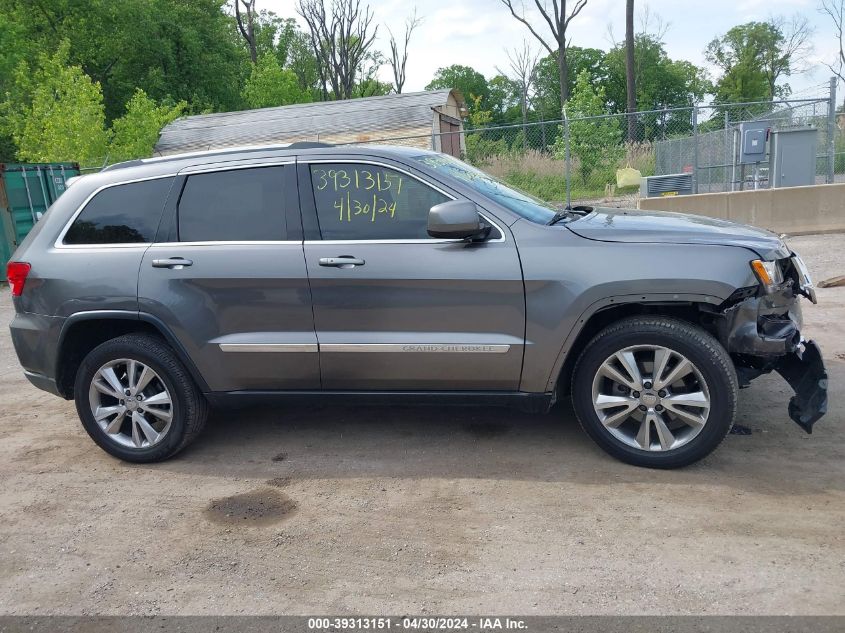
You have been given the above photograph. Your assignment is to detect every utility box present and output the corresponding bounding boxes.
[639,173,694,198]
[770,127,818,188]
[1,163,80,278]
[739,121,771,164]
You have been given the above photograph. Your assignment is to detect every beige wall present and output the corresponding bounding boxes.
[638,183,845,235]
[319,126,431,149]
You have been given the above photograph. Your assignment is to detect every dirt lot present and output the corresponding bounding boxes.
[0,233,843,616]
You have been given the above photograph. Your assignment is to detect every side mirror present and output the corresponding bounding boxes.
[427,200,484,239]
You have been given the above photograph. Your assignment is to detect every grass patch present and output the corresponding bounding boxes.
[474,147,655,202]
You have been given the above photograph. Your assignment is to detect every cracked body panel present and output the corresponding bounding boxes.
[715,258,828,433]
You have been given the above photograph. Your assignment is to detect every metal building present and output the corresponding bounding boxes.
[2,162,80,277]
[154,90,466,157]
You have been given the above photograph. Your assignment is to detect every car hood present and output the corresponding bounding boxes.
[565,207,788,258]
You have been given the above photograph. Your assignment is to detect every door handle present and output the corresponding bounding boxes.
[152,257,193,269]
[319,256,365,268]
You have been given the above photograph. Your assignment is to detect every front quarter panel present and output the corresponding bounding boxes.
[512,219,758,392]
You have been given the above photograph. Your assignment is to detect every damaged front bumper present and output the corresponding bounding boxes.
[774,340,828,433]
[715,269,828,433]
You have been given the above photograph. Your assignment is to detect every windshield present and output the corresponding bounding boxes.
[412,154,558,224]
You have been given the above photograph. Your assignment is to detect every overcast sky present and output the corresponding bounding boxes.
[263,0,840,100]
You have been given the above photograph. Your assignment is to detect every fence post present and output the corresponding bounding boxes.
[827,76,837,184]
[692,105,700,194]
[563,107,572,209]
[724,109,730,191]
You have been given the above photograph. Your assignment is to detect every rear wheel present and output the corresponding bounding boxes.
[571,317,737,469]
[74,333,208,463]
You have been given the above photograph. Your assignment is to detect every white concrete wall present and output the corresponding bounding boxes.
[637,183,845,235]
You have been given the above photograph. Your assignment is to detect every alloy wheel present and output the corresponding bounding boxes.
[591,345,711,452]
[87,358,173,449]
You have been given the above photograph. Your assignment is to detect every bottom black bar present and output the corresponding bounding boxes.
[0,616,843,633]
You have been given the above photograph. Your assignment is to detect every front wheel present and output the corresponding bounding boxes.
[571,317,737,469]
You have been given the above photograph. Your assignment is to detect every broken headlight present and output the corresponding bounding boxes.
[750,259,784,293]
[790,254,817,304]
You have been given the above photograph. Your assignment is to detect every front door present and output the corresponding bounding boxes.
[299,159,525,391]
[138,163,320,392]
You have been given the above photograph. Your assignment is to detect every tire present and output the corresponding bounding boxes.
[74,333,208,463]
[571,316,737,469]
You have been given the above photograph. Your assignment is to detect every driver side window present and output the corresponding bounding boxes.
[310,163,449,240]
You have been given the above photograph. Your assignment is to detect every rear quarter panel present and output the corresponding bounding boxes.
[9,169,172,318]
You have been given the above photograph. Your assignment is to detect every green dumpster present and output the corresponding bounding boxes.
[1,162,80,279]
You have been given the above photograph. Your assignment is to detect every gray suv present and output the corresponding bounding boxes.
[7,144,827,468]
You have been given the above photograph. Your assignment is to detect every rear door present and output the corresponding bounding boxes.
[298,157,526,391]
[138,162,319,392]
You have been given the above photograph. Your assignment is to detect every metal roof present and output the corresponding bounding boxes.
[155,90,459,155]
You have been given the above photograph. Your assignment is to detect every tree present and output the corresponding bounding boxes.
[765,15,814,97]
[388,9,422,93]
[0,13,30,160]
[820,0,845,110]
[554,70,623,186]
[351,51,392,97]
[605,34,709,112]
[109,89,186,162]
[296,0,379,101]
[233,0,258,64]
[426,65,490,116]
[533,47,608,120]
[242,54,312,108]
[498,0,589,111]
[237,8,302,67]
[705,17,813,103]
[487,74,520,122]
[0,0,245,120]
[500,41,540,130]
[283,24,323,99]
[5,42,110,166]
[625,0,636,141]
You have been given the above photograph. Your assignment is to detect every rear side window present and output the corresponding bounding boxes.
[310,163,449,240]
[63,178,173,245]
[178,167,286,242]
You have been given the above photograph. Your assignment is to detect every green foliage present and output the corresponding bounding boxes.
[242,55,311,109]
[426,65,491,115]
[251,14,321,99]
[553,71,624,186]
[0,0,321,163]
[5,42,109,166]
[605,35,710,112]
[2,43,191,166]
[284,28,322,99]
[110,90,187,162]
[600,35,711,139]
[465,135,508,165]
[488,74,519,122]
[500,169,568,201]
[351,51,392,98]
[533,47,610,118]
[705,21,791,103]
[1,0,246,120]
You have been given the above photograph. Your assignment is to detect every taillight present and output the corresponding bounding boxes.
[6,262,31,297]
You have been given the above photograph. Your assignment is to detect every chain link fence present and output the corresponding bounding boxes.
[348,85,840,208]
[75,82,840,210]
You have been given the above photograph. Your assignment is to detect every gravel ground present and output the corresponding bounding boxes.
[0,233,843,616]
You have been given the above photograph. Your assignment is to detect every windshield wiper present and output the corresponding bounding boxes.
[547,211,573,225]
[547,205,594,225]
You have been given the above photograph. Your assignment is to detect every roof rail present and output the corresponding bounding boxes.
[286,141,334,149]
[100,143,299,172]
